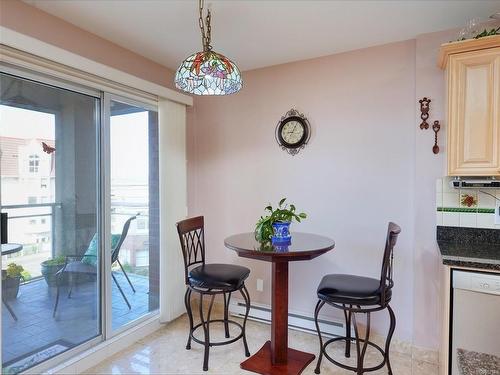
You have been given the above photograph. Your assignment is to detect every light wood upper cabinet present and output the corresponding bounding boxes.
[439,36,500,176]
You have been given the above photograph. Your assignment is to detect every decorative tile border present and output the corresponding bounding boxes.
[437,177,499,229]
[437,207,495,214]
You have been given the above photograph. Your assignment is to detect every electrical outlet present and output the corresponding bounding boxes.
[495,200,500,225]
[256,279,264,292]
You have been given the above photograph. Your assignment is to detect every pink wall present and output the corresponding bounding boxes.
[0,0,174,89]
[188,40,417,343]
[413,29,456,349]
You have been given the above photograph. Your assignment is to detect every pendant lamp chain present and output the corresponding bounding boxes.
[198,0,212,52]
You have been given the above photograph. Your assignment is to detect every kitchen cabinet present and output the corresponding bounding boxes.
[438,36,500,176]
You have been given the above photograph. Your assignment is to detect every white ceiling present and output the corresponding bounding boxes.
[24,0,500,72]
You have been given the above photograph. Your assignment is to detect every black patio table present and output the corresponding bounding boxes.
[1,243,23,256]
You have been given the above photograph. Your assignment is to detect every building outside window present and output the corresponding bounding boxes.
[28,154,40,173]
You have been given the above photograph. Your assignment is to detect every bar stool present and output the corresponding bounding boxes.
[176,216,251,371]
[313,222,401,375]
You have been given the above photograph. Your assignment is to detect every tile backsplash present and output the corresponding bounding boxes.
[436,177,500,229]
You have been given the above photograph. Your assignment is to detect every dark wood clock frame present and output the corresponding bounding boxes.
[275,109,311,155]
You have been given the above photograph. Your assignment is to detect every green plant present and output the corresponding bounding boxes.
[3,263,24,280]
[20,271,32,282]
[43,255,66,266]
[456,26,500,41]
[474,26,500,39]
[255,198,307,242]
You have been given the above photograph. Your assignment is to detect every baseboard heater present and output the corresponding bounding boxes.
[229,299,348,338]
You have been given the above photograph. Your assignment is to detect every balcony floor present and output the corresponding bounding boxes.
[2,272,156,370]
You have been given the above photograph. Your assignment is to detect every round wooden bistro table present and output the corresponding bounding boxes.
[224,232,335,375]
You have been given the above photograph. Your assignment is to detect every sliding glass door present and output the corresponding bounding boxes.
[107,97,159,333]
[1,72,101,372]
[0,71,160,373]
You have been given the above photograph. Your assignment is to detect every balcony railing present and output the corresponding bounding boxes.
[2,202,152,280]
[2,203,61,279]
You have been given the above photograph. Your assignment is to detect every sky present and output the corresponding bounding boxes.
[110,110,149,184]
[0,105,55,139]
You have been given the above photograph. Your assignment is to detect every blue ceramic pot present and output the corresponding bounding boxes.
[273,242,291,252]
[271,221,291,244]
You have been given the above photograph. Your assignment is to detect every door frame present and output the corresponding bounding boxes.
[102,93,159,340]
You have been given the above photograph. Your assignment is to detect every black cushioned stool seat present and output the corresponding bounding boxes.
[317,274,392,306]
[189,264,250,290]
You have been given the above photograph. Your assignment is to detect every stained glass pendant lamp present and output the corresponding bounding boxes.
[175,0,242,96]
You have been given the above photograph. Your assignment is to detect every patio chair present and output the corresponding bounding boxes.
[52,215,137,317]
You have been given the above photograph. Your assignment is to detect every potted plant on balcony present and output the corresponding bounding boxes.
[41,256,66,287]
[2,263,24,300]
[255,198,307,244]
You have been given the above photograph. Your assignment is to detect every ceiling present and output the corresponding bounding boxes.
[24,0,500,72]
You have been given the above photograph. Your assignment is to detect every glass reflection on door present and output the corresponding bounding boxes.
[1,73,101,373]
[109,99,159,331]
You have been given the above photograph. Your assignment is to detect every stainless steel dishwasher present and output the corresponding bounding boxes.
[451,270,500,375]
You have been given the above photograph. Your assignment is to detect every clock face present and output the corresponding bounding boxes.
[281,120,305,145]
[275,110,310,155]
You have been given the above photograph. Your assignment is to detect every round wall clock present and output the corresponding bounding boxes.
[275,108,311,155]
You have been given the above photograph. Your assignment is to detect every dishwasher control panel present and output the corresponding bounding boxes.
[453,270,500,295]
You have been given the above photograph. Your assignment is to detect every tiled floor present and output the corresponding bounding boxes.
[85,311,439,375]
[2,272,155,367]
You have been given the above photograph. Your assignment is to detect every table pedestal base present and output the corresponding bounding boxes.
[240,341,315,375]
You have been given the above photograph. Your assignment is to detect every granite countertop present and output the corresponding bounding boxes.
[456,348,500,375]
[437,226,500,271]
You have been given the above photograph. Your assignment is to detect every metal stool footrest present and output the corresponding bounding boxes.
[321,336,387,373]
[190,319,245,347]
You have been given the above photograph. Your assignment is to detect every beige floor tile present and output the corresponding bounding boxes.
[411,359,439,375]
[84,314,434,375]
